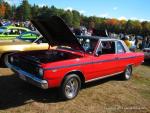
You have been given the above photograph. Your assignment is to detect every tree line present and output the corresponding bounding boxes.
[0,0,150,36]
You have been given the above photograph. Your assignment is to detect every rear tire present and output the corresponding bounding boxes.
[60,74,81,100]
[121,65,132,80]
[0,54,8,67]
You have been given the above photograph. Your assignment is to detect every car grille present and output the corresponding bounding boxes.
[9,56,41,79]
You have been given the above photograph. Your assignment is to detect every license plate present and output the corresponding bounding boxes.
[19,74,26,81]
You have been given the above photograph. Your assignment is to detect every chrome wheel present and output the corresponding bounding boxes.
[125,66,132,80]
[65,78,79,99]
[60,74,81,100]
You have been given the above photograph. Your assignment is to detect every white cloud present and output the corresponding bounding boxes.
[113,7,118,10]
[130,17,138,20]
[79,10,86,14]
[64,7,86,15]
[5,0,22,5]
[118,16,150,22]
[99,13,109,18]
[64,7,73,11]
[139,19,150,22]
[118,16,127,20]
[5,0,12,4]
[130,17,150,22]
[39,4,47,7]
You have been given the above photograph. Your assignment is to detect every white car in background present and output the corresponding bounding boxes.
[143,48,150,60]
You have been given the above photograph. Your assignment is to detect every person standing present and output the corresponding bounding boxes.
[122,36,132,48]
[141,37,147,49]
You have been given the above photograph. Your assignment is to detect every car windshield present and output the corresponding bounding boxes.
[57,36,98,54]
[76,36,99,54]
[0,26,6,33]
[17,32,40,42]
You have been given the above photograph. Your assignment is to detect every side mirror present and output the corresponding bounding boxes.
[129,48,136,52]
[37,40,42,44]
[95,51,102,57]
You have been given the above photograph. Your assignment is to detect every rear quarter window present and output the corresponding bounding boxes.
[117,41,126,54]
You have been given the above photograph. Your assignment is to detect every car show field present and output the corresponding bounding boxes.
[0,61,149,113]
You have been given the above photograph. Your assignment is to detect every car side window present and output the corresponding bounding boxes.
[8,28,19,35]
[117,41,126,54]
[19,29,27,34]
[22,33,38,39]
[36,38,47,43]
[97,41,115,55]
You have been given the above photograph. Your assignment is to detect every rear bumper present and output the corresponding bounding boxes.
[144,52,150,59]
[6,60,48,89]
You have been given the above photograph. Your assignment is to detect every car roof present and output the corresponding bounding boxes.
[22,31,40,35]
[76,35,120,41]
[6,26,30,31]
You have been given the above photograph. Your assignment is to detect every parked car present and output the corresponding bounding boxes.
[0,26,30,40]
[143,48,150,60]
[0,31,48,66]
[6,16,144,100]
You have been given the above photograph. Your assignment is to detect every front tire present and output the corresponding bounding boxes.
[60,74,81,100]
[0,54,8,67]
[121,65,132,80]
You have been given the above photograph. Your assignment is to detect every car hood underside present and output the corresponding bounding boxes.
[31,16,85,52]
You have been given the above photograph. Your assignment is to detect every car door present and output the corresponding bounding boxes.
[115,41,133,72]
[20,33,49,51]
[5,28,18,39]
[32,38,49,50]
[89,40,118,79]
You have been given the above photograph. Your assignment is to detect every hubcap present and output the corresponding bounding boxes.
[65,78,79,99]
[125,67,131,79]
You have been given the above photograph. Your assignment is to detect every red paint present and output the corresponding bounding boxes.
[41,49,144,88]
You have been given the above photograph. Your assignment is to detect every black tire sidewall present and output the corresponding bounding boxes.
[0,54,7,67]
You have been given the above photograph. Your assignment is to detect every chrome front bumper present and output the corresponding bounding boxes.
[6,58,48,89]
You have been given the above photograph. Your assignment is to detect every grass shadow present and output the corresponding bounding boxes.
[0,73,121,110]
[0,74,64,110]
[82,75,121,89]
[142,60,150,66]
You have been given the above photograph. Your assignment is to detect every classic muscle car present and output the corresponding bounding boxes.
[0,26,30,40]
[0,31,48,66]
[6,16,144,100]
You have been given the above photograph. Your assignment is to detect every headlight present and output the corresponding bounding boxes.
[39,68,44,76]
[10,57,14,63]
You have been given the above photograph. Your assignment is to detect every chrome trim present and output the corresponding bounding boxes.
[85,71,123,83]
[5,55,48,89]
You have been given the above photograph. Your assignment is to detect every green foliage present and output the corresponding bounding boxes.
[16,0,31,21]
[72,10,80,28]
[61,10,73,26]
[1,0,150,35]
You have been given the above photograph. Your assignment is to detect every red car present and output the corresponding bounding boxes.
[6,16,144,100]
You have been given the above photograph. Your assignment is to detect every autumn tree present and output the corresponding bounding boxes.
[0,1,6,18]
[4,2,12,19]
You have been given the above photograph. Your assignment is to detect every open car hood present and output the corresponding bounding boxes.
[31,16,85,52]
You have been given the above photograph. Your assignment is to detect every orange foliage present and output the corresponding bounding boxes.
[0,3,6,17]
[105,19,119,25]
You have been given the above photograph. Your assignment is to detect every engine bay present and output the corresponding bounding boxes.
[19,50,82,63]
